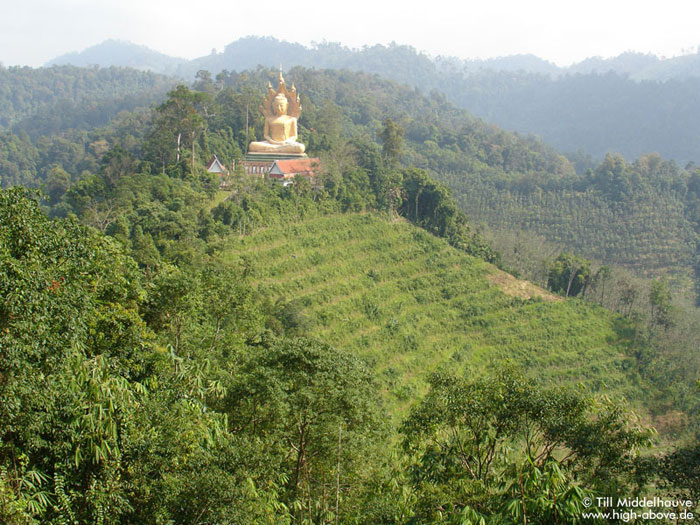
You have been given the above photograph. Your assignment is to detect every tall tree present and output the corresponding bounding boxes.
[401,369,652,523]
[228,337,385,523]
[547,252,592,297]
[379,118,404,164]
[145,85,213,174]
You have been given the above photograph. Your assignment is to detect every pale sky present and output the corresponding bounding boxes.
[1,0,699,67]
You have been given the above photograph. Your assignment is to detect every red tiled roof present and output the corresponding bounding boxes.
[274,158,319,175]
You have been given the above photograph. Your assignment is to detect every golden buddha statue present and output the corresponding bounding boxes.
[249,71,306,154]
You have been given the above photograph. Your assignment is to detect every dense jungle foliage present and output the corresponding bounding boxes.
[1,64,699,523]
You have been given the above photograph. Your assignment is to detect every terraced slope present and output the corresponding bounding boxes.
[221,214,650,414]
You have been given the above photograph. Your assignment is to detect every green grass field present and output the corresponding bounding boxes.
[219,213,651,416]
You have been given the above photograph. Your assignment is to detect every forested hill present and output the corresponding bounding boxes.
[0,64,571,194]
[192,38,700,163]
[211,68,700,289]
[0,64,175,132]
[1,178,684,523]
[45,36,700,162]
[48,39,187,75]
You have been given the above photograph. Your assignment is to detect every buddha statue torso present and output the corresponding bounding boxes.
[249,73,306,155]
[267,113,296,143]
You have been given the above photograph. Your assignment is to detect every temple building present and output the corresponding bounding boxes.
[205,155,228,175]
[243,153,305,176]
[268,158,319,186]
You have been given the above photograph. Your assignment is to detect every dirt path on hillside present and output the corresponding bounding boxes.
[487,269,563,302]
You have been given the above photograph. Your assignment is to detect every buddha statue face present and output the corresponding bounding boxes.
[273,94,289,116]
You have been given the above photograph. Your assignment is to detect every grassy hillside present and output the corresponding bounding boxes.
[221,213,652,416]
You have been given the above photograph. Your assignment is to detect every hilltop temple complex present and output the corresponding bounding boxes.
[242,70,318,183]
[207,71,319,186]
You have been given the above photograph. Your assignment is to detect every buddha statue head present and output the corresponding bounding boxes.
[260,71,301,120]
[272,93,289,116]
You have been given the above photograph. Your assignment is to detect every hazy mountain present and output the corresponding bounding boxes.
[178,36,439,89]
[47,37,700,82]
[47,39,186,75]
[452,71,700,163]
[436,54,560,76]
[567,52,660,76]
[566,51,700,81]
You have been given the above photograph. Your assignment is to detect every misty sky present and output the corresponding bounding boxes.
[2,0,699,67]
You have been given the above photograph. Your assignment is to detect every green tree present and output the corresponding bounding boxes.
[145,85,213,174]
[547,252,592,297]
[43,166,71,203]
[649,278,674,329]
[0,187,276,524]
[228,337,386,523]
[379,118,404,164]
[592,265,612,305]
[0,187,151,522]
[400,369,652,522]
[659,443,700,511]
[131,224,161,268]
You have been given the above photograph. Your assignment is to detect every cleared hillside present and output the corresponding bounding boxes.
[221,213,652,415]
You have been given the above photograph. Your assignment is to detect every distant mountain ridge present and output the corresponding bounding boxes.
[46,37,700,81]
